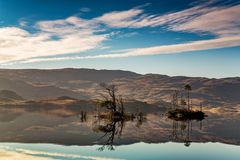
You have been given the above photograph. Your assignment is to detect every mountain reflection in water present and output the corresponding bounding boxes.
[0,102,239,159]
[0,103,239,147]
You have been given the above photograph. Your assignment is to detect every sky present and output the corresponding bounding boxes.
[0,0,239,78]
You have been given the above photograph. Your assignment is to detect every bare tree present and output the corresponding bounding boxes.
[99,83,125,116]
[118,95,124,115]
[172,89,180,108]
[99,83,117,112]
[184,84,192,110]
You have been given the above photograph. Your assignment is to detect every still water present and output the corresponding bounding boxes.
[0,142,239,160]
[0,103,239,159]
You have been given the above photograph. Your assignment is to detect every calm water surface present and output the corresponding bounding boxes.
[0,104,239,159]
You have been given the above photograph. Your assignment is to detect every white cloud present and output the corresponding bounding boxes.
[95,9,143,28]
[0,1,239,65]
[95,2,240,37]
[10,36,239,64]
[0,17,107,63]
[171,5,240,37]
[105,36,240,57]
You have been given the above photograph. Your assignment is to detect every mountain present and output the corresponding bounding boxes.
[0,77,87,100]
[110,74,240,105]
[0,68,139,83]
[0,68,239,106]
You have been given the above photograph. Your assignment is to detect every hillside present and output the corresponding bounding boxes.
[0,69,239,105]
[0,68,139,83]
[110,74,240,105]
[0,77,88,100]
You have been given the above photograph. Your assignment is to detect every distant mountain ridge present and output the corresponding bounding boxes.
[0,68,139,83]
[0,68,239,105]
[0,77,87,100]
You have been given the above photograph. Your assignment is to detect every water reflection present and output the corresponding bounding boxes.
[168,107,205,147]
[78,111,87,122]
[1,142,240,160]
[92,112,145,151]
[0,102,239,148]
[171,120,200,147]
[94,119,124,151]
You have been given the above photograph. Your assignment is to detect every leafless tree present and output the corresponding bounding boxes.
[184,84,192,110]
[172,89,180,108]
[99,83,124,114]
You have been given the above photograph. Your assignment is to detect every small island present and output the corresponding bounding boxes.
[95,83,144,121]
[167,84,206,121]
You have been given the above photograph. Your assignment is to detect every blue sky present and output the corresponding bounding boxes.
[0,0,239,78]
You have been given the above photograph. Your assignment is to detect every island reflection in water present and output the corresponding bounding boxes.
[0,102,239,159]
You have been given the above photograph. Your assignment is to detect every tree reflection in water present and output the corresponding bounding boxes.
[92,114,145,151]
[95,120,123,151]
[91,83,146,151]
[77,111,87,122]
[171,119,204,147]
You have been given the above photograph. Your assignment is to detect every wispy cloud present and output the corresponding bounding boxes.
[95,9,144,28]
[0,17,107,63]
[10,35,239,64]
[95,1,240,37]
[171,5,240,37]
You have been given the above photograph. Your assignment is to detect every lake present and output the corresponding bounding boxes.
[0,103,239,160]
